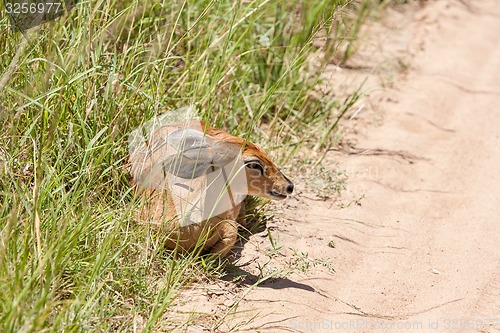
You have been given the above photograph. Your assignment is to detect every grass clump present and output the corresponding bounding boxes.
[0,0,374,331]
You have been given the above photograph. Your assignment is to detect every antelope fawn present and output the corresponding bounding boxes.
[129,119,293,257]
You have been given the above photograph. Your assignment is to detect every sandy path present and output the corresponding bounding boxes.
[230,1,500,332]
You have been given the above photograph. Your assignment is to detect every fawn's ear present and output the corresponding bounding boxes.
[163,129,214,179]
[166,129,211,158]
[163,128,242,179]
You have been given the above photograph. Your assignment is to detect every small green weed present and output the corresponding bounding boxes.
[287,248,336,274]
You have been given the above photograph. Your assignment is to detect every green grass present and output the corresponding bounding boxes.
[0,0,380,331]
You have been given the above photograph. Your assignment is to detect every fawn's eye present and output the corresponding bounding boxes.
[245,161,264,175]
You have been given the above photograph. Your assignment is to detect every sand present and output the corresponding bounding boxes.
[225,1,500,332]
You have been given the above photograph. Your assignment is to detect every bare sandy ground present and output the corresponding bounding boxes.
[172,1,500,332]
[213,1,500,332]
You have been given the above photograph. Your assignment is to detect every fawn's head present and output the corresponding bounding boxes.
[241,141,294,200]
[207,127,293,200]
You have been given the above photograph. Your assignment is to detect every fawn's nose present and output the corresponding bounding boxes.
[286,183,294,195]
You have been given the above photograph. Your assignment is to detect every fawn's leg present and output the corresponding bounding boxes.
[210,220,239,257]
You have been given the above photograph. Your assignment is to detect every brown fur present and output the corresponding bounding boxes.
[132,121,293,257]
